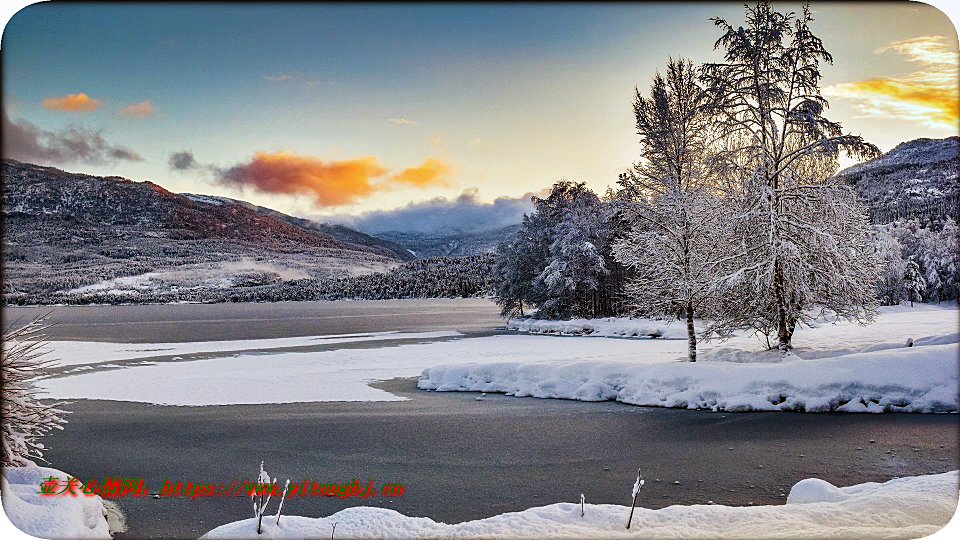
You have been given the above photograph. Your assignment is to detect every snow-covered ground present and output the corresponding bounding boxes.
[201,471,958,539]
[1,466,111,539]
[422,303,959,413]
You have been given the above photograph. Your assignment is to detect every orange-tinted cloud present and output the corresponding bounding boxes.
[390,157,452,187]
[824,35,958,130]
[41,93,102,112]
[121,100,155,117]
[219,152,387,206]
[217,152,453,207]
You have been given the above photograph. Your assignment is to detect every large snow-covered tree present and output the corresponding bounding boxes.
[534,181,615,318]
[612,58,728,361]
[491,181,624,319]
[701,1,882,349]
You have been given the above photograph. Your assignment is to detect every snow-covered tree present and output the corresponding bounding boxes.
[535,181,614,318]
[873,226,907,306]
[904,257,926,307]
[2,317,68,466]
[491,181,624,319]
[612,58,728,361]
[492,212,550,317]
[701,1,882,349]
[917,218,959,303]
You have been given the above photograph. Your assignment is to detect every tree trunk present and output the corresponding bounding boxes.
[773,258,792,350]
[685,301,697,362]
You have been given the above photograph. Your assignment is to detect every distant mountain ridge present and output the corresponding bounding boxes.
[374,225,521,258]
[836,136,958,211]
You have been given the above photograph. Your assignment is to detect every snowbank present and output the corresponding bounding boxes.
[418,342,958,413]
[1,466,111,539]
[201,471,959,539]
[507,316,688,339]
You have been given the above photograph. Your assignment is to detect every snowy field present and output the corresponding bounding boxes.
[422,303,959,413]
[33,303,957,411]
[201,471,958,539]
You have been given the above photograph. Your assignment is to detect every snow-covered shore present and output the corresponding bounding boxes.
[422,304,959,413]
[419,342,957,412]
[1,466,112,539]
[201,471,959,539]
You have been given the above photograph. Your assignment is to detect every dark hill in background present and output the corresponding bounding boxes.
[181,193,415,262]
[2,159,405,300]
[836,136,958,223]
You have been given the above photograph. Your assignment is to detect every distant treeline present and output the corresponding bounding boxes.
[869,194,959,226]
[3,255,494,306]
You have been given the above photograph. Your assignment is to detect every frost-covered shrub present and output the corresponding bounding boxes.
[1,317,68,466]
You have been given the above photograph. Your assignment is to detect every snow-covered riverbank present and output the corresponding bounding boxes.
[201,471,959,539]
[422,304,959,413]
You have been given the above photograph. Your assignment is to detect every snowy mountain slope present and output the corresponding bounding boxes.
[181,193,416,261]
[2,159,403,298]
[835,136,958,211]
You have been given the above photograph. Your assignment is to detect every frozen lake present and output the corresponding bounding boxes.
[4,298,505,343]
[11,299,959,539]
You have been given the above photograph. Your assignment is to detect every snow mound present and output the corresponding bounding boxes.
[786,478,848,504]
[507,317,687,339]
[2,466,111,539]
[201,471,959,539]
[418,342,958,413]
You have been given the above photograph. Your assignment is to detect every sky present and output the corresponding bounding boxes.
[2,2,958,232]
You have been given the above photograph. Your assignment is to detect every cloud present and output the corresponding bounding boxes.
[332,187,542,235]
[217,152,388,207]
[823,35,959,130]
[2,110,144,165]
[264,74,292,81]
[388,118,417,124]
[169,150,199,171]
[41,93,102,113]
[389,157,451,187]
[186,150,451,208]
[121,101,155,117]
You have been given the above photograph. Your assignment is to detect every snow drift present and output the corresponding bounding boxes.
[201,471,959,539]
[2,466,111,539]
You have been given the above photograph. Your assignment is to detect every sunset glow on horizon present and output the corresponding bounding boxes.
[2,2,957,222]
